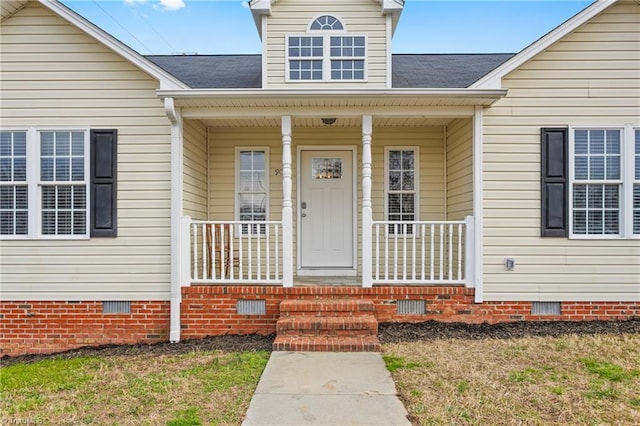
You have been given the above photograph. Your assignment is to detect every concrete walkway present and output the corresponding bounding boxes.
[242,352,411,425]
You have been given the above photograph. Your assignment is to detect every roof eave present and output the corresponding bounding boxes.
[470,0,618,89]
[157,88,508,107]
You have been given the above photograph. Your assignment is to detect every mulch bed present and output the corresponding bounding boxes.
[2,319,638,367]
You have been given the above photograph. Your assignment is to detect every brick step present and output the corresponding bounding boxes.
[276,316,378,336]
[273,335,381,352]
[279,299,375,316]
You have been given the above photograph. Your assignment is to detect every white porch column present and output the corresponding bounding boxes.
[472,106,484,302]
[362,115,373,287]
[281,116,294,287]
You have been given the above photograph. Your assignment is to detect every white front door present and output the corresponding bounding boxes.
[299,150,354,269]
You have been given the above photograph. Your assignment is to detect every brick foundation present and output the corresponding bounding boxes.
[2,286,639,357]
[180,285,640,338]
[0,301,170,357]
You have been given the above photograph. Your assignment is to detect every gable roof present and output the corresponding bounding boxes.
[1,0,188,90]
[146,53,514,89]
[470,0,618,88]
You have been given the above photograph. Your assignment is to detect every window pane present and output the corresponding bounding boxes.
[605,130,620,154]
[587,185,603,208]
[57,211,72,235]
[587,211,603,234]
[56,157,70,181]
[72,132,84,155]
[73,186,86,209]
[57,186,71,209]
[389,171,401,190]
[55,133,70,156]
[573,185,586,208]
[603,185,618,208]
[42,211,55,235]
[389,151,401,170]
[0,211,13,235]
[14,158,26,181]
[0,158,10,181]
[41,158,54,181]
[41,132,54,155]
[402,171,414,191]
[0,132,10,156]
[71,157,84,181]
[575,156,588,180]
[402,194,415,213]
[589,156,604,179]
[575,130,588,154]
[388,194,400,213]
[603,210,619,234]
[402,151,414,170]
[573,210,586,234]
[605,156,620,180]
[590,130,605,154]
[42,186,56,209]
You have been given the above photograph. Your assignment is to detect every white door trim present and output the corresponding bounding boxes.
[296,145,358,274]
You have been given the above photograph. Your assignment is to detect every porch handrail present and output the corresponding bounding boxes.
[371,219,468,284]
[188,219,283,284]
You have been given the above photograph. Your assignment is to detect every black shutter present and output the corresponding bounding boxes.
[541,128,568,237]
[90,129,117,237]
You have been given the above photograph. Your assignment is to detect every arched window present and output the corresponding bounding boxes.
[309,15,344,31]
[287,15,366,82]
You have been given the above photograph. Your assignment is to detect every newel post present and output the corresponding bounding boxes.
[281,116,294,287]
[362,115,373,287]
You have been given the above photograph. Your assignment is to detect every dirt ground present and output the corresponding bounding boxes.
[2,318,638,367]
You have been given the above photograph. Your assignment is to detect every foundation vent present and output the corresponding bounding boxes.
[237,299,266,315]
[397,300,426,315]
[102,301,131,314]
[531,302,561,315]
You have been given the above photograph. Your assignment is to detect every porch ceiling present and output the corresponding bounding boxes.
[199,116,454,128]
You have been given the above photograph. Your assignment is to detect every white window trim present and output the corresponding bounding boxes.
[384,146,420,235]
[568,124,639,240]
[307,14,348,32]
[286,34,368,83]
[235,147,270,233]
[285,15,367,83]
[0,127,90,240]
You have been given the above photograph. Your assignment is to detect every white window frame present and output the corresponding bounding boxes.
[286,14,367,83]
[0,127,90,240]
[568,124,639,240]
[384,147,420,236]
[235,147,270,235]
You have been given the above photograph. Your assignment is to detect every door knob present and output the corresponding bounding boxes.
[301,213,307,218]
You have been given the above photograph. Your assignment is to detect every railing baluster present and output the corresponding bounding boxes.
[275,224,280,280]
[266,225,271,280]
[257,226,262,280]
[393,224,398,281]
[421,224,426,281]
[384,225,389,281]
[230,224,235,280]
[239,227,244,280]
[191,224,197,280]
[448,224,454,280]
[457,223,463,280]
[201,224,207,280]
[375,224,380,280]
[248,228,253,280]
[402,225,407,280]
[430,224,435,281]
[411,225,416,280]
[439,224,444,280]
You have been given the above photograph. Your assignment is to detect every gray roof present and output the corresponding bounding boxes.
[146,53,515,89]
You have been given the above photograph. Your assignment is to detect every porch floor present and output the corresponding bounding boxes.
[293,276,362,286]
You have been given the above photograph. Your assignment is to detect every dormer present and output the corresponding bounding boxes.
[250,0,404,89]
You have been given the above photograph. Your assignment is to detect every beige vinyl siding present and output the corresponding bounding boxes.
[208,125,445,274]
[183,120,208,220]
[446,118,473,220]
[0,3,172,300]
[265,0,387,88]
[482,2,640,302]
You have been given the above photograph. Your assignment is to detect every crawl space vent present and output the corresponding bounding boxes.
[531,302,561,315]
[102,301,131,314]
[237,299,266,315]
[397,300,426,315]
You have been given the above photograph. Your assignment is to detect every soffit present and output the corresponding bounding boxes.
[0,0,29,22]
[198,116,454,128]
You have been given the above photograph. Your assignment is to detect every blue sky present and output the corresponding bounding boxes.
[60,0,594,55]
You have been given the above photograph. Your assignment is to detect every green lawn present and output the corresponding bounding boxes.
[1,351,269,425]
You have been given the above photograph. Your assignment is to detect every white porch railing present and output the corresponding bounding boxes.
[371,218,473,284]
[188,220,282,284]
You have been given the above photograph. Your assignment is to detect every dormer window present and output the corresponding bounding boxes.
[287,15,366,82]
